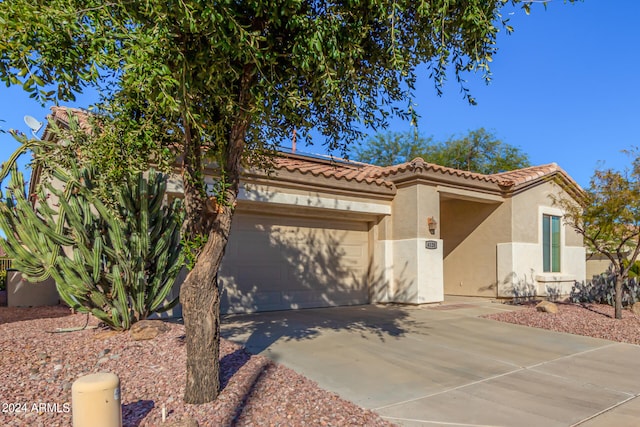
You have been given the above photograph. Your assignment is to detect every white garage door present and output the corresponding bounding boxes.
[220,212,370,313]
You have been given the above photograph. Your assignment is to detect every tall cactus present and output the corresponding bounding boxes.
[0,162,184,330]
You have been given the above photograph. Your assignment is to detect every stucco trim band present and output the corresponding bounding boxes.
[238,187,391,216]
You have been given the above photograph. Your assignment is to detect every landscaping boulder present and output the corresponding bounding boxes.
[536,301,558,314]
[631,302,640,316]
[129,320,170,341]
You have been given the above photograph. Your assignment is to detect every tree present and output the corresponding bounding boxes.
[352,132,432,166]
[353,128,531,173]
[0,0,554,403]
[556,160,640,320]
[424,128,530,174]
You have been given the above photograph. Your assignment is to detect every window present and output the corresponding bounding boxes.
[542,214,561,272]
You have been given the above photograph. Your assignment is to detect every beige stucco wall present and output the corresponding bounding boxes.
[391,237,444,303]
[498,180,586,297]
[238,182,392,213]
[586,256,611,279]
[7,272,59,307]
[391,184,441,240]
[417,185,441,239]
[511,181,582,246]
[441,198,511,297]
[385,184,443,304]
[371,216,393,303]
[391,186,419,240]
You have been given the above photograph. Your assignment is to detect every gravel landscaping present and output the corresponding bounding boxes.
[484,302,640,345]
[4,301,638,427]
[0,306,393,427]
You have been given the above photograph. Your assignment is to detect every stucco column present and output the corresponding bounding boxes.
[389,185,444,304]
[392,238,443,303]
[371,216,394,303]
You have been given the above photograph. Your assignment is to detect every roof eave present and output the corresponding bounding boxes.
[509,171,585,201]
[242,167,397,199]
[379,166,510,195]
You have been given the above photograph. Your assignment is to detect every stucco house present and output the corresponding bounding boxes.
[25,107,586,313]
[174,152,586,313]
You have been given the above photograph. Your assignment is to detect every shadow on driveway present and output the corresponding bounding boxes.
[221,304,426,355]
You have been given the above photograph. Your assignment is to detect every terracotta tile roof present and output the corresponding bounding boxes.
[47,106,92,131]
[273,155,392,188]
[491,163,582,190]
[370,157,510,185]
[274,155,583,195]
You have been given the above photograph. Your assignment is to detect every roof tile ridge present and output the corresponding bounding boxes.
[371,157,505,184]
[491,163,559,178]
[489,162,584,192]
[273,154,394,188]
[420,160,507,184]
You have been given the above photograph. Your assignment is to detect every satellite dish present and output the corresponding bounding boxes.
[24,115,43,135]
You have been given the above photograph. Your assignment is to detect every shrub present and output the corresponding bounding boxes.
[623,259,640,279]
[570,274,640,308]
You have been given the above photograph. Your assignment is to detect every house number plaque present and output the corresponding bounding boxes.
[425,240,438,250]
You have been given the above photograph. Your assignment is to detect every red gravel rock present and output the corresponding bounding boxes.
[484,302,640,345]
[0,306,394,427]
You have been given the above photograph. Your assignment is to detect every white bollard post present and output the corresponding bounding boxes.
[72,372,122,427]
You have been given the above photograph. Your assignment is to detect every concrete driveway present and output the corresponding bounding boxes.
[221,298,640,426]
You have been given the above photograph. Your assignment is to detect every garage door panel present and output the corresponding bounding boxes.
[236,215,368,233]
[238,265,284,287]
[222,289,283,313]
[283,290,327,307]
[221,213,370,313]
[252,291,283,306]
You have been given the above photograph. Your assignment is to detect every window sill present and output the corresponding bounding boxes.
[535,274,575,283]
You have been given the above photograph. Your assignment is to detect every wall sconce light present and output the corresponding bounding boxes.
[427,216,437,234]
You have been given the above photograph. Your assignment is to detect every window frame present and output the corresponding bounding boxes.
[542,213,562,273]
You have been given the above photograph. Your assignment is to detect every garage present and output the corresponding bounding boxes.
[220,212,371,313]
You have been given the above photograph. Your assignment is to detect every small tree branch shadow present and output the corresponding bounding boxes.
[122,399,155,427]
[227,359,273,426]
[220,348,252,390]
[577,303,615,319]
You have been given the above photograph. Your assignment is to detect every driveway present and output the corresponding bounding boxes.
[221,298,640,426]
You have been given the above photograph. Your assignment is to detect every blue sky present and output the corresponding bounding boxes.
[0,1,638,188]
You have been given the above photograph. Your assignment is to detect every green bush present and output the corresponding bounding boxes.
[0,269,6,291]
[623,259,640,279]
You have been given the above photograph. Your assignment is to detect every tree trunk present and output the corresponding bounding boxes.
[180,62,254,404]
[180,210,232,404]
[614,275,624,320]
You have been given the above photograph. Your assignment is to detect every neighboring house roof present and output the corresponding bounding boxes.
[48,106,90,126]
[40,106,584,200]
[44,106,93,138]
